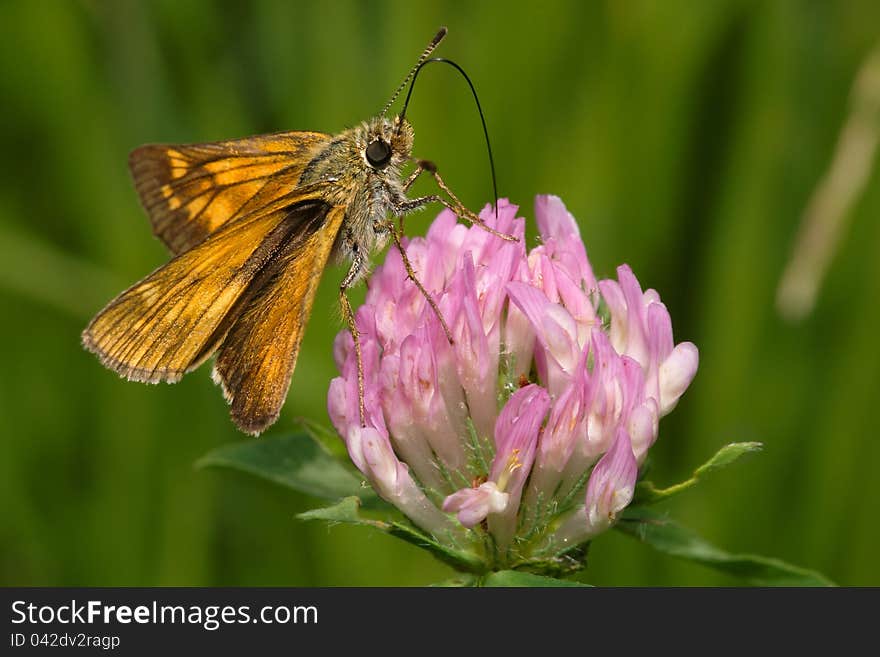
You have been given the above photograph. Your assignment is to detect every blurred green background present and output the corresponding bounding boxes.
[1,0,878,586]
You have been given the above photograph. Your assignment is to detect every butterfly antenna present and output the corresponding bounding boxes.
[381,27,448,117]
[396,57,499,220]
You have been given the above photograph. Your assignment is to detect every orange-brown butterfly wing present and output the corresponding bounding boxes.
[81,194,330,384]
[129,131,333,254]
[212,204,347,435]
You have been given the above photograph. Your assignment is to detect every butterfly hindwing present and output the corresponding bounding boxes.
[81,194,331,385]
[129,131,334,254]
[212,204,347,435]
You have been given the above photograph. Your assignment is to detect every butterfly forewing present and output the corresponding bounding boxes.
[82,192,331,385]
[129,131,333,254]
[212,204,347,435]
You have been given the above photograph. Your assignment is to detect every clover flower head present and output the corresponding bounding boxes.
[328,196,698,569]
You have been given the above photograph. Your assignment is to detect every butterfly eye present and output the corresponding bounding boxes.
[365,139,392,169]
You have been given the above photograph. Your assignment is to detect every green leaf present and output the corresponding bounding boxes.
[481,571,592,587]
[295,417,350,460]
[298,498,486,574]
[431,575,479,587]
[616,507,835,586]
[297,496,377,525]
[633,442,763,505]
[384,521,486,573]
[196,432,377,503]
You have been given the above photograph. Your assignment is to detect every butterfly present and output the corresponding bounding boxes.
[82,27,509,436]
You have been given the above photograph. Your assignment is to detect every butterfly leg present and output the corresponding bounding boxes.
[395,164,517,242]
[339,254,367,428]
[397,159,436,234]
[402,160,432,192]
[428,167,516,242]
[376,219,453,345]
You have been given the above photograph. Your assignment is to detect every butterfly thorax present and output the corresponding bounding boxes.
[298,116,414,269]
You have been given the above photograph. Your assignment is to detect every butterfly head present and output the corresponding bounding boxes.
[362,115,413,173]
